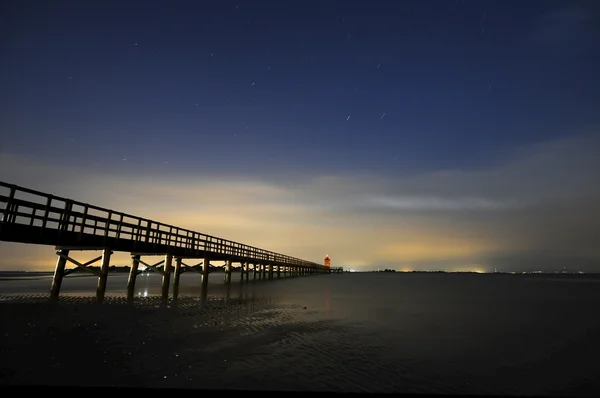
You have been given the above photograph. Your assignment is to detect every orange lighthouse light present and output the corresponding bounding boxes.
[324,254,331,267]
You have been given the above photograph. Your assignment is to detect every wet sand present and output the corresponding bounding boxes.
[1,273,600,395]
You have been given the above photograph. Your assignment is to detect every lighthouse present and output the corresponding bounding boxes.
[324,254,331,267]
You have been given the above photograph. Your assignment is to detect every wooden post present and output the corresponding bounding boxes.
[173,257,182,299]
[50,249,69,299]
[240,262,245,281]
[277,265,281,278]
[225,259,232,283]
[202,257,210,283]
[96,248,112,302]
[127,254,140,300]
[253,263,257,280]
[268,264,273,279]
[201,259,209,304]
[161,253,173,300]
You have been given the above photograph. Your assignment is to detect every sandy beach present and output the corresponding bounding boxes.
[2,273,600,395]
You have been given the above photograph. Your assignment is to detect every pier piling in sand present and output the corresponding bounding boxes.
[173,257,182,299]
[50,249,69,299]
[224,259,232,283]
[160,253,173,300]
[127,254,140,300]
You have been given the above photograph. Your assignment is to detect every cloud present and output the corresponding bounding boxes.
[366,196,517,211]
[1,132,600,272]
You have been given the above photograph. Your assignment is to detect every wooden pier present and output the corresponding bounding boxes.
[0,181,343,301]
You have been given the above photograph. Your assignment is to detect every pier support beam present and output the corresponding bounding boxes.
[50,249,69,299]
[96,247,112,302]
[127,254,141,300]
[225,259,232,283]
[201,257,209,304]
[161,253,173,300]
[173,257,182,299]
[269,264,273,279]
[202,256,210,283]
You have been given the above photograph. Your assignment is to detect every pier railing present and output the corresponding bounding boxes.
[0,181,321,268]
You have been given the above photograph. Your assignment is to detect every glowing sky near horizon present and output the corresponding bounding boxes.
[1,1,600,272]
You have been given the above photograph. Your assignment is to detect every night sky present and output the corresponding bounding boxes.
[1,0,600,272]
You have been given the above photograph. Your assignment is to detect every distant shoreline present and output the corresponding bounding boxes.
[1,269,599,280]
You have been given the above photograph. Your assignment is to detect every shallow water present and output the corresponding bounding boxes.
[1,273,599,395]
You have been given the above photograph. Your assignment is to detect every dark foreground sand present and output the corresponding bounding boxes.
[1,294,391,393]
[0,294,297,388]
[2,274,600,396]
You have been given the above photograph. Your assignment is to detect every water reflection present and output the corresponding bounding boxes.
[200,274,209,305]
[225,283,231,304]
[0,269,307,307]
